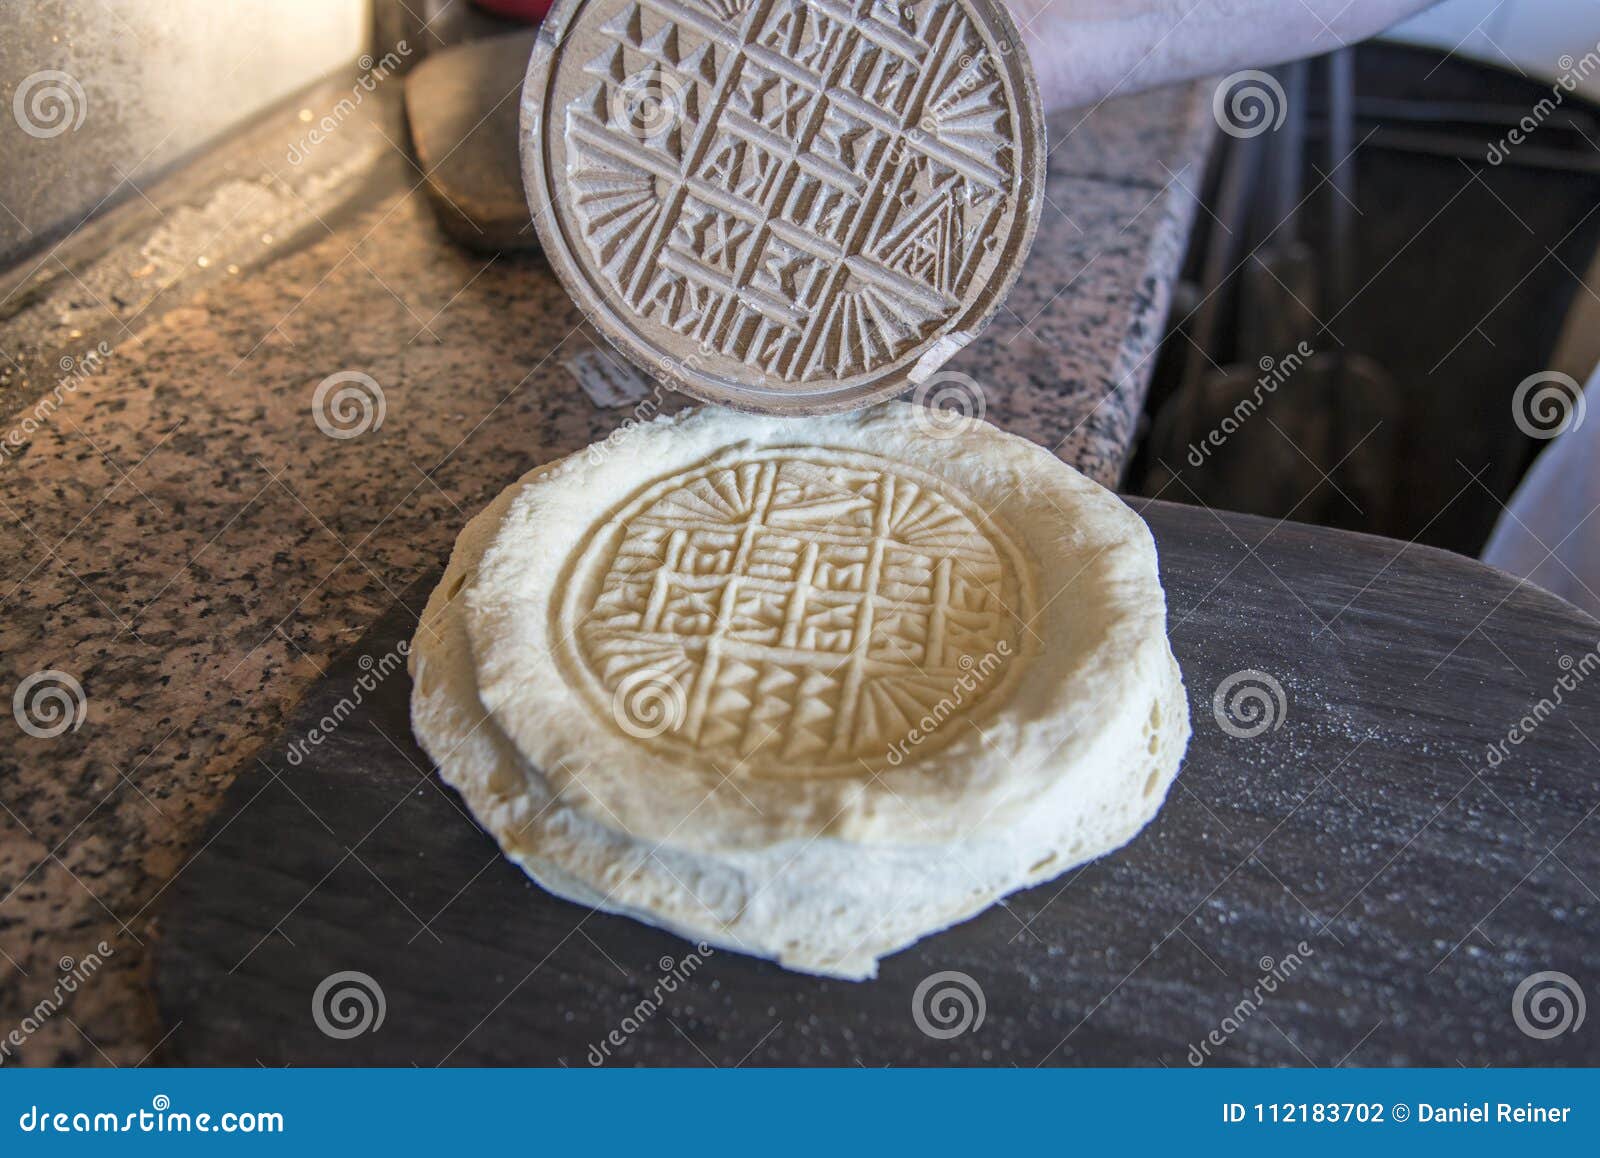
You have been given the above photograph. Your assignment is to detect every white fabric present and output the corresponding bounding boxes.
[1482,364,1600,621]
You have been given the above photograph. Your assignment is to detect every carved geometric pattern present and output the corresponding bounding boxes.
[565,450,1031,774]
[555,0,1020,385]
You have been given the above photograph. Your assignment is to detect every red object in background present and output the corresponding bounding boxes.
[472,0,553,21]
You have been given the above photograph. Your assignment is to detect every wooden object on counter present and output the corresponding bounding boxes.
[405,30,542,252]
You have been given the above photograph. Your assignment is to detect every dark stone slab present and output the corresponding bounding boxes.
[404,30,540,252]
[154,499,1600,1066]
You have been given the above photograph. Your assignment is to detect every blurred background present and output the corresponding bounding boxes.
[1131,0,1600,560]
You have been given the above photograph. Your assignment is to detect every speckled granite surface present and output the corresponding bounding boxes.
[0,79,1213,1064]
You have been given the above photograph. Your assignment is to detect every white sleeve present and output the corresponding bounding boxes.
[1482,363,1600,622]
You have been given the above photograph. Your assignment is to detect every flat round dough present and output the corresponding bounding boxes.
[411,403,1189,978]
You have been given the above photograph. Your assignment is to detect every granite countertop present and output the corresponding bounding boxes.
[0,69,1215,1064]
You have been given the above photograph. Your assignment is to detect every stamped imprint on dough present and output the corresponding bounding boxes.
[541,0,1028,389]
[559,448,1033,774]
